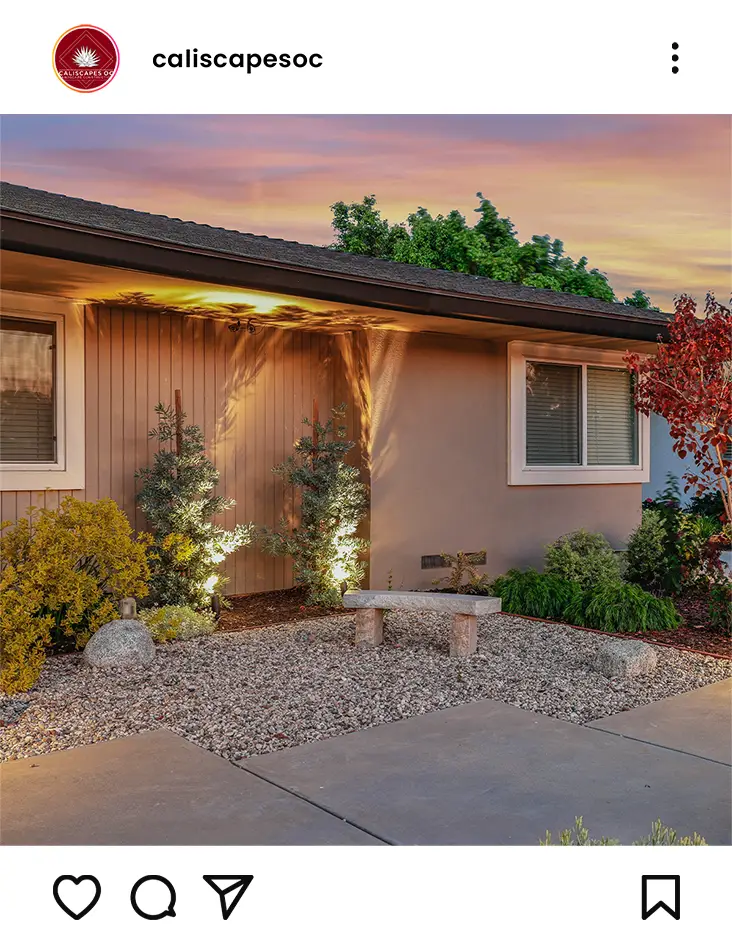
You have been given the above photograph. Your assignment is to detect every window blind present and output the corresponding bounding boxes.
[526,362,581,466]
[586,366,637,466]
[0,317,56,463]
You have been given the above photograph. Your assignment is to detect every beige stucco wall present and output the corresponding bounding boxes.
[367,329,642,591]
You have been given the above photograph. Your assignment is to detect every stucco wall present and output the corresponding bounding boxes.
[368,329,642,591]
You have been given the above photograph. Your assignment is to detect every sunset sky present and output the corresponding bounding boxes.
[2,115,729,311]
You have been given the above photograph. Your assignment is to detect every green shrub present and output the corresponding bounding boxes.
[545,529,621,589]
[677,513,725,590]
[491,569,581,620]
[540,817,706,846]
[625,509,680,595]
[0,498,151,694]
[261,404,369,607]
[139,605,217,643]
[686,489,725,525]
[136,403,254,610]
[564,581,681,633]
[708,582,732,635]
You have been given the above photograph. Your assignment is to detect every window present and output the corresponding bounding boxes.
[509,341,650,486]
[0,292,85,491]
[0,317,57,462]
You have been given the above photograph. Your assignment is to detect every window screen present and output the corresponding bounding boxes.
[525,362,581,466]
[587,367,638,466]
[0,317,56,462]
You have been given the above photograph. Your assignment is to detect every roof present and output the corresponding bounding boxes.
[0,181,671,340]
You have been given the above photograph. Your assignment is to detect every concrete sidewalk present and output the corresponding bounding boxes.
[588,679,732,765]
[2,681,730,846]
[0,729,382,845]
[250,687,731,845]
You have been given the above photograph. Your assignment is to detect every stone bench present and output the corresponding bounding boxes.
[342,590,502,658]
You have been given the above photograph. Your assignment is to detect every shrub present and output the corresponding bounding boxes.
[136,402,254,609]
[677,513,725,589]
[540,817,706,846]
[545,529,621,590]
[625,509,680,595]
[564,581,681,633]
[261,404,369,607]
[686,489,726,526]
[432,550,491,594]
[491,569,581,620]
[708,582,732,635]
[0,498,151,694]
[139,605,217,643]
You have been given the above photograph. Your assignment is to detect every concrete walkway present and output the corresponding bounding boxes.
[1,681,730,845]
[588,678,731,766]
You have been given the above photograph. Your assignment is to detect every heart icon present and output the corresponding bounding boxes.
[53,875,102,920]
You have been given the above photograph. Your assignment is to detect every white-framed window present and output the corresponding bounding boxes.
[508,340,650,485]
[0,290,85,491]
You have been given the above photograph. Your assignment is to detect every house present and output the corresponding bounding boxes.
[0,182,671,593]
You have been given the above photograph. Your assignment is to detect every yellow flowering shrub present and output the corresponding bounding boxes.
[0,498,151,694]
[139,605,217,643]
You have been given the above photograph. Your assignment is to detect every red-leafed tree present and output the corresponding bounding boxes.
[625,292,732,522]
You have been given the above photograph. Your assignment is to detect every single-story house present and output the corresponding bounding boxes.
[0,182,672,593]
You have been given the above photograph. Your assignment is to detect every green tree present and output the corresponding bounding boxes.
[330,193,656,306]
[136,403,254,609]
[622,289,662,311]
[261,405,369,606]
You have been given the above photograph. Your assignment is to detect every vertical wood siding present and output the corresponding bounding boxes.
[0,305,368,595]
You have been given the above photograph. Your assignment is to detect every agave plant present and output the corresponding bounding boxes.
[73,47,99,68]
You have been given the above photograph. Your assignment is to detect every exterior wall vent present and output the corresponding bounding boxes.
[420,552,486,570]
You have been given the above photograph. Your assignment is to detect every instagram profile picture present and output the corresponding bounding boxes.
[53,25,119,92]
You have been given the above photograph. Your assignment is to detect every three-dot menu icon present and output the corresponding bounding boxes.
[671,42,679,74]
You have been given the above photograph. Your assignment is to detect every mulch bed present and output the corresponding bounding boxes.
[217,587,730,659]
[218,587,354,633]
[636,594,731,659]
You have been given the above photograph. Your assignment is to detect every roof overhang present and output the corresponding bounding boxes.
[0,211,670,343]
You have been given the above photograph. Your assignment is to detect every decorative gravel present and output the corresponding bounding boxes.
[1,613,729,763]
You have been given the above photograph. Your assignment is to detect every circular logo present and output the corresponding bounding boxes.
[53,25,119,92]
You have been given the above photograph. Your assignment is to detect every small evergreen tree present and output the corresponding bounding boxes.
[261,404,369,606]
[136,402,254,609]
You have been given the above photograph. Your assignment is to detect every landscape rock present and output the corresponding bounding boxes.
[83,620,156,669]
[593,639,657,679]
[2,614,727,764]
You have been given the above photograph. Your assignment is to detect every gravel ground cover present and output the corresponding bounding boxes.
[1,612,729,763]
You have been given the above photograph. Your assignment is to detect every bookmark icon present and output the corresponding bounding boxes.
[203,875,254,920]
[641,875,680,920]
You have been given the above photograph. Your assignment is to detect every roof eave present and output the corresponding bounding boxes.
[0,211,671,343]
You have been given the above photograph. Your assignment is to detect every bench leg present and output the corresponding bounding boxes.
[355,608,385,648]
[450,614,477,658]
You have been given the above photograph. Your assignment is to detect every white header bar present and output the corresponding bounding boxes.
[0,0,730,113]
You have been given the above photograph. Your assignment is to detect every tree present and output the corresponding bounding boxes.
[623,289,662,311]
[136,403,254,608]
[625,293,732,522]
[261,404,369,606]
[330,193,654,305]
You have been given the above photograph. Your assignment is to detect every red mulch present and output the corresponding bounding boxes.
[218,587,354,632]
[634,594,731,659]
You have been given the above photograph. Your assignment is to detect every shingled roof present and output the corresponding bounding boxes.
[1,181,671,338]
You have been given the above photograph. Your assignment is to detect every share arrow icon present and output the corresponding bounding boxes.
[203,875,254,920]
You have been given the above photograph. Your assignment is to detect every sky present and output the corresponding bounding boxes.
[1,115,729,311]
